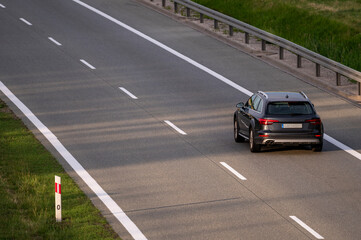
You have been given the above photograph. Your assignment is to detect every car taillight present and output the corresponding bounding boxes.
[259,119,279,125]
[305,119,321,125]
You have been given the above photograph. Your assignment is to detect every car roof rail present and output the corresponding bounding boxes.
[299,91,308,99]
[257,91,268,99]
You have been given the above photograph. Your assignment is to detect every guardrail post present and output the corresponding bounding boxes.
[162,0,165,7]
[261,39,266,51]
[186,7,190,17]
[316,63,320,77]
[297,55,302,68]
[358,82,361,96]
[245,32,249,44]
[279,47,284,60]
[200,13,204,23]
[174,2,178,13]
[214,19,218,29]
[229,26,233,36]
[336,72,341,86]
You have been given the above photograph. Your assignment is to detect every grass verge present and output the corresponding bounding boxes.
[0,99,120,239]
[193,0,361,72]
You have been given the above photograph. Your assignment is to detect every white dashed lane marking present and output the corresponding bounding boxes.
[80,59,96,70]
[220,162,247,181]
[119,87,138,99]
[164,120,187,135]
[20,18,32,26]
[48,37,62,46]
[290,216,324,239]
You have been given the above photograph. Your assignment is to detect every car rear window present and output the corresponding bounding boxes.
[266,102,314,115]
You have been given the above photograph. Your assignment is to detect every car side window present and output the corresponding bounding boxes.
[255,98,263,112]
[246,95,257,109]
[253,96,262,112]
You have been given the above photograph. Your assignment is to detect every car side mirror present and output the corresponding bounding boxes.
[236,102,244,108]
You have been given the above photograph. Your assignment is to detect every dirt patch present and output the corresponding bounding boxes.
[307,2,337,12]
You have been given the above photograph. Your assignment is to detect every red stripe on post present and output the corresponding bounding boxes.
[59,184,61,194]
[55,183,58,193]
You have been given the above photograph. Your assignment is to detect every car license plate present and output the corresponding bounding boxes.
[282,123,302,128]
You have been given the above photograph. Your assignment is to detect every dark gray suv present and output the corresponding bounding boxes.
[234,91,324,152]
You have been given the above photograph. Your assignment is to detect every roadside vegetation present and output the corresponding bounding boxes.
[193,0,361,72]
[0,99,120,239]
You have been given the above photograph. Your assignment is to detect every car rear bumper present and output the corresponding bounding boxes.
[261,138,320,145]
[255,132,323,146]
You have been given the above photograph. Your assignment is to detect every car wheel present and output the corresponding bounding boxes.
[249,127,261,152]
[234,119,243,143]
[312,142,323,152]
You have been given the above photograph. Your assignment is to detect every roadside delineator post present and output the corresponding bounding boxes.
[55,175,62,222]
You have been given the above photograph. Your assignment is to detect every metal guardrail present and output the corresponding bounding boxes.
[158,0,361,96]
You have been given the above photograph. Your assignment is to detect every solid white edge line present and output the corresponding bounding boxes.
[20,18,32,26]
[220,162,247,181]
[0,81,147,240]
[164,120,187,135]
[290,216,324,239]
[80,59,96,70]
[72,0,361,162]
[0,4,5,8]
[324,134,361,160]
[119,87,138,99]
[48,37,62,46]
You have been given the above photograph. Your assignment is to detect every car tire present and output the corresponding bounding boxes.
[234,119,243,143]
[249,127,261,152]
[312,142,323,152]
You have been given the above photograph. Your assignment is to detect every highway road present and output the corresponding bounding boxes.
[1,0,361,239]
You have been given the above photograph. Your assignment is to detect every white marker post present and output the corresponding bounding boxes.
[55,175,62,222]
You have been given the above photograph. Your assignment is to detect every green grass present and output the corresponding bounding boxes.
[193,0,361,72]
[0,99,120,239]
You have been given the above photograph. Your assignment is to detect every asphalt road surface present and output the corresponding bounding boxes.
[1,0,361,239]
